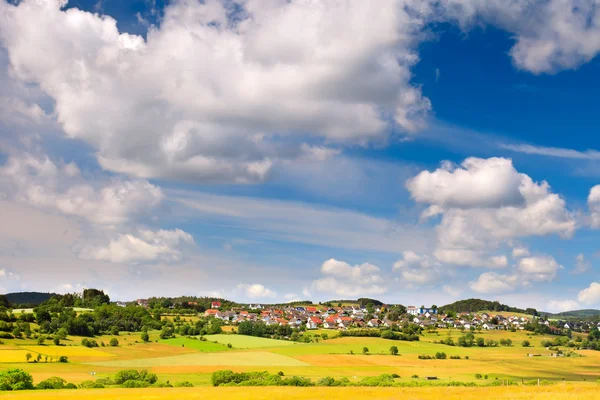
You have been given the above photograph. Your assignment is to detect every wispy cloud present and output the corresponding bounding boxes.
[501,144,600,160]
[168,190,434,254]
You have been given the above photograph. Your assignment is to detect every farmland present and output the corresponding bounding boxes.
[2,327,600,395]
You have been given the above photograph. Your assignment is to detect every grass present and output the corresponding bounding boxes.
[85,351,310,368]
[203,334,299,348]
[2,328,600,393]
[159,337,231,352]
[0,384,598,399]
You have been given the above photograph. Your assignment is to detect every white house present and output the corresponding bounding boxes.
[407,306,418,316]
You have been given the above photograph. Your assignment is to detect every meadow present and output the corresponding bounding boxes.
[2,327,600,398]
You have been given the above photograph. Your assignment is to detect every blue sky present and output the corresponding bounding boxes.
[1,0,600,312]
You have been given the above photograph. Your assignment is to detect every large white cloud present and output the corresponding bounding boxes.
[0,0,432,184]
[468,272,517,294]
[516,256,562,283]
[578,282,600,306]
[312,258,387,297]
[81,229,194,264]
[407,157,575,268]
[0,152,164,226]
[2,1,600,184]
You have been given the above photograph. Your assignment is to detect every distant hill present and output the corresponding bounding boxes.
[440,298,537,316]
[544,309,600,319]
[5,292,57,306]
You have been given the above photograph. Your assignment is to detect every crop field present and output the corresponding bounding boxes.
[203,334,301,348]
[0,384,599,400]
[2,328,600,398]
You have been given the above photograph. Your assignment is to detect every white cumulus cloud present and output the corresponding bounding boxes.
[578,282,600,306]
[81,229,194,264]
[236,283,276,299]
[312,258,387,297]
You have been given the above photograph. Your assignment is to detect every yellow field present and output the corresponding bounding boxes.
[0,384,599,399]
[21,346,114,358]
[0,349,33,362]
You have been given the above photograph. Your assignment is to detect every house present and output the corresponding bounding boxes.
[367,319,380,328]
[204,309,219,317]
[407,306,418,316]
[136,299,149,307]
[306,317,320,329]
[323,317,338,329]
[418,306,438,315]
[248,304,262,310]
[482,323,498,330]
[116,301,127,308]
[295,306,306,312]
[211,301,221,309]
[305,307,318,314]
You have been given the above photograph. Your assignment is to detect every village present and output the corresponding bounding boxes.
[129,300,600,334]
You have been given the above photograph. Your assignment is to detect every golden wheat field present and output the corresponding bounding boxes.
[0,384,599,400]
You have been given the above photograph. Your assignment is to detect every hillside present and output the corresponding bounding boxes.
[440,298,537,315]
[5,292,57,306]
[544,309,600,319]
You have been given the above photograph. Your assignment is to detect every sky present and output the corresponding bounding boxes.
[1,0,600,312]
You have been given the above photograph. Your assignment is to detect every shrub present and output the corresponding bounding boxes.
[0,369,34,391]
[53,337,60,346]
[37,377,67,390]
[81,338,98,348]
[362,347,369,355]
[174,381,194,387]
[37,336,46,345]
[522,340,531,347]
[475,374,483,379]
[121,380,151,388]
[411,375,419,379]
[389,346,399,355]
[110,338,119,347]
[65,383,77,389]
[435,352,447,359]
[227,343,232,348]
[59,356,69,363]
[79,380,104,389]
[449,355,461,359]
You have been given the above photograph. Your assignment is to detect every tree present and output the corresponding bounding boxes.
[141,331,150,343]
[0,368,34,390]
[36,336,45,345]
[389,346,399,356]
[476,337,485,347]
[522,340,531,347]
[362,347,369,355]
[36,353,42,363]
[25,353,32,363]
[53,337,60,346]
[109,338,119,347]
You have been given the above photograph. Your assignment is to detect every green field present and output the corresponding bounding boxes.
[2,327,600,397]
[203,334,300,348]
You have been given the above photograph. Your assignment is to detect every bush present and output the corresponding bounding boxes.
[0,369,34,391]
[389,346,399,355]
[411,375,419,379]
[37,377,67,390]
[174,381,194,387]
[81,338,98,348]
[110,338,119,347]
[475,374,483,379]
[79,380,105,389]
[53,337,60,346]
[59,356,69,363]
[522,340,531,347]
[121,380,151,388]
[114,370,157,385]
[435,352,447,359]
[37,336,46,345]
[65,383,77,389]
[449,355,461,359]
